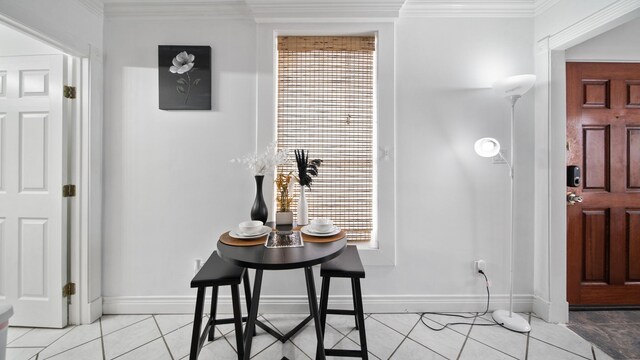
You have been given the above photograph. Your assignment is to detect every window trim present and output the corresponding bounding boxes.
[256,22,396,265]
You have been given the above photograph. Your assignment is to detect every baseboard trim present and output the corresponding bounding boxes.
[103,294,535,315]
[533,295,551,321]
[87,297,103,324]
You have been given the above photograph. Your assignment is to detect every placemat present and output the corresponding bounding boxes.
[219,231,269,247]
[294,226,347,243]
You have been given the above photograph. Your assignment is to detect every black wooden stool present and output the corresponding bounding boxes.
[318,246,368,359]
[189,251,252,360]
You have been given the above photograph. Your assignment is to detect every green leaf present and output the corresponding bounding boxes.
[177,78,187,85]
[193,78,201,85]
[177,85,185,94]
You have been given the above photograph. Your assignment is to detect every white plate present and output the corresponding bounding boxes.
[301,225,341,237]
[229,226,272,239]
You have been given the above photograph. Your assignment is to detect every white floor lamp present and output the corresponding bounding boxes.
[474,74,536,333]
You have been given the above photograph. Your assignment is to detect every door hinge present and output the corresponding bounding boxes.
[63,282,76,297]
[63,85,76,99]
[63,184,76,197]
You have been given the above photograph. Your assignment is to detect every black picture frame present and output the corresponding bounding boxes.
[158,45,211,110]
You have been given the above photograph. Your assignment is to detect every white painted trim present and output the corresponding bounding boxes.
[103,294,535,314]
[400,0,534,18]
[249,1,404,21]
[254,17,398,24]
[101,0,543,19]
[0,13,87,57]
[534,0,560,16]
[548,0,640,50]
[74,0,104,17]
[88,297,103,323]
[103,1,251,19]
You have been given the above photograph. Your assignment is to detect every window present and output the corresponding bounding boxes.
[276,36,376,243]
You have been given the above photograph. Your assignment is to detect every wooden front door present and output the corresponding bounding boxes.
[567,62,640,305]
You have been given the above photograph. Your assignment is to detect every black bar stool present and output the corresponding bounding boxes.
[318,246,368,359]
[189,251,252,360]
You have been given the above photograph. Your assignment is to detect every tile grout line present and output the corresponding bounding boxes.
[99,317,106,360]
[34,334,103,359]
[152,315,175,360]
[101,315,153,337]
[29,325,78,359]
[110,315,203,359]
[368,313,419,338]
[524,312,531,360]
[111,336,163,359]
[385,315,422,359]
[257,315,314,359]
[6,327,35,346]
[258,315,320,360]
[529,334,593,359]
[219,325,239,354]
[455,312,477,360]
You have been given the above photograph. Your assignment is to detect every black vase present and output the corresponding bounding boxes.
[251,175,268,224]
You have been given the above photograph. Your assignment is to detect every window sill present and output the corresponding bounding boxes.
[354,242,395,266]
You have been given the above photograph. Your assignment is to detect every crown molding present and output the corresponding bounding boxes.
[534,0,560,16]
[400,0,534,18]
[549,0,640,50]
[101,0,551,20]
[75,0,105,17]
[104,1,252,19]
[247,1,405,21]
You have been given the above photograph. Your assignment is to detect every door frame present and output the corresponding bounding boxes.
[535,3,640,322]
[0,15,101,325]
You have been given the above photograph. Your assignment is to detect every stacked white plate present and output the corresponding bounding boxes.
[300,225,341,237]
[229,226,272,239]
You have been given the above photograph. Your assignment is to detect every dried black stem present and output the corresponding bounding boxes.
[294,149,322,189]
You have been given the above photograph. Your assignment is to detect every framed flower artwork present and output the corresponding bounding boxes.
[158,45,211,110]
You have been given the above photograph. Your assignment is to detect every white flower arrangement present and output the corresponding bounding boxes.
[232,143,288,176]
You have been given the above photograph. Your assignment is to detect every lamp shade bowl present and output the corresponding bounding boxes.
[492,74,536,98]
[474,137,501,158]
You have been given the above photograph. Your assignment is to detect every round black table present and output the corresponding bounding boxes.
[217,228,347,360]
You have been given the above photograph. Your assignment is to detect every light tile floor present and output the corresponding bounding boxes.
[5,312,612,360]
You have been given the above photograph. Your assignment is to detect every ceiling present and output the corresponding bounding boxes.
[78,0,560,20]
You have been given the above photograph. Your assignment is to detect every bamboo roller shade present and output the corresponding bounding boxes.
[277,36,375,243]
[278,36,375,52]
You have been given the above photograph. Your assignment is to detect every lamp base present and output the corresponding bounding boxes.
[492,310,531,333]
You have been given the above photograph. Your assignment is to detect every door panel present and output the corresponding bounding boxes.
[0,55,67,327]
[567,62,640,305]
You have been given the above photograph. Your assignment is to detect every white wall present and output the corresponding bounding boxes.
[393,17,534,304]
[102,17,258,299]
[566,16,640,61]
[102,15,535,313]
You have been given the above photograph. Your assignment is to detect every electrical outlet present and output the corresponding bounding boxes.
[474,259,486,273]
[194,259,203,274]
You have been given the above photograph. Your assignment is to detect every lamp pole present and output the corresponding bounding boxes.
[476,74,535,332]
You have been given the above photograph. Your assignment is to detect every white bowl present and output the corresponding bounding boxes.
[311,218,333,233]
[239,220,263,235]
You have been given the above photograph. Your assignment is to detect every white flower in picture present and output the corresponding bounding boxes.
[169,51,201,104]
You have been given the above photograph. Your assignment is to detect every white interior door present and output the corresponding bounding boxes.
[0,55,68,328]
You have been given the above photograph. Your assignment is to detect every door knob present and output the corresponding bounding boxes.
[567,192,583,205]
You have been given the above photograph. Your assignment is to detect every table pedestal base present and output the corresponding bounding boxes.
[242,267,326,360]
